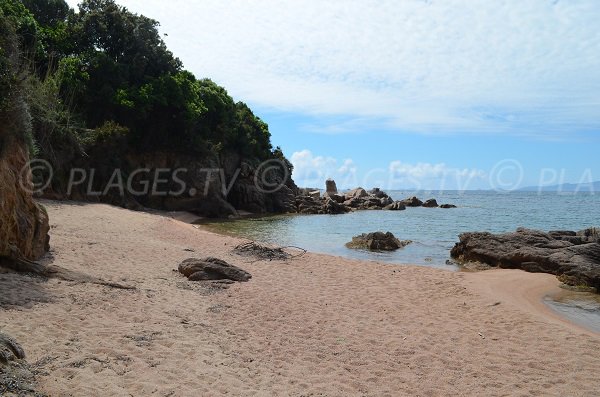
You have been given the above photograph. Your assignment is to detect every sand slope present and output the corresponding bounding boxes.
[1,201,598,396]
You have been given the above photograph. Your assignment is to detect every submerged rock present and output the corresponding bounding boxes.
[440,204,457,209]
[346,232,412,251]
[178,257,251,282]
[450,228,600,291]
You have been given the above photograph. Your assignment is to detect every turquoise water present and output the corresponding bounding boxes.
[206,191,600,269]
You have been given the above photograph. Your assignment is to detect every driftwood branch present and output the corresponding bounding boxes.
[232,241,307,263]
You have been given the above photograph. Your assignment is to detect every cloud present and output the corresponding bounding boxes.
[70,0,600,137]
[388,161,486,189]
[290,150,357,188]
[338,159,357,177]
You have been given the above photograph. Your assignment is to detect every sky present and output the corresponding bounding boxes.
[66,0,600,190]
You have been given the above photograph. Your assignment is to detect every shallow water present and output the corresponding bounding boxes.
[544,290,600,333]
[205,191,600,268]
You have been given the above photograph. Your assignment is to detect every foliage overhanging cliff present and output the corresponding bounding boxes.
[0,0,296,217]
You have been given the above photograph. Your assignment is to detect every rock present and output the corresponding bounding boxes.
[0,333,25,364]
[308,190,321,199]
[440,204,457,209]
[325,179,338,195]
[0,333,43,396]
[344,188,368,200]
[0,137,51,261]
[450,228,600,291]
[324,193,345,203]
[380,197,394,206]
[384,201,406,211]
[346,232,412,251]
[369,188,385,198]
[323,197,349,214]
[422,199,439,208]
[178,257,251,282]
[400,196,423,207]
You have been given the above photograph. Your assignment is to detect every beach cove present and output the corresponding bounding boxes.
[1,201,598,396]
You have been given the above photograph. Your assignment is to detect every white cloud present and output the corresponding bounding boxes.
[389,161,486,189]
[67,0,600,137]
[290,150,357,188]
[338,159,357,177]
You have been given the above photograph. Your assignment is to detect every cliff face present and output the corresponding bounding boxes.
[40,148,298,218]
[0,137,50,261]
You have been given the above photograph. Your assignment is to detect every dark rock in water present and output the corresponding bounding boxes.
[384,201,406,211]
[346,232,411,251]
[440,204,457,209]
[422,199,439,208]
[400,196,423,207]
[178,257,251,282]
[450,228,600,291]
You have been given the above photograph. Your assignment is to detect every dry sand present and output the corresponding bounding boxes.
[1,201,599,396]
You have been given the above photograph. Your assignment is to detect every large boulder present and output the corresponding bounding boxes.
[422,199,439,208]
[384,201,406,211]
[323,197,349,214]
[400,196,423,207]
[325,179,338,195]
[344,187,368,200]
[0,138,50,261]
[346,232,411,251]
[178,257,251,282]
[450,228,600,291]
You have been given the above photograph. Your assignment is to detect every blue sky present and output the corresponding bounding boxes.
[67,0,600,190]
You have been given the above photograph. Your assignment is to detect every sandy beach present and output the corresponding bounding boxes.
[1,201,599,396]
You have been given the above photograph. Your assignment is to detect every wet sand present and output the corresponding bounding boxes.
[1,201,598,396]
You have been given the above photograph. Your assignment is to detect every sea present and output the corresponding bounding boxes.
[204,190,600,332]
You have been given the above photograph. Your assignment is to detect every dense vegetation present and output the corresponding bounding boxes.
[0,0,287,166]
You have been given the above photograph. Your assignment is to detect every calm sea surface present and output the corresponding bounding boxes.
[205,191,600,268]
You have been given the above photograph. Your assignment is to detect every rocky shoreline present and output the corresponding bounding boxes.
[295,179,456,215]
[451,227,600,292]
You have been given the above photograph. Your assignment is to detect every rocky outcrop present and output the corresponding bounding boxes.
[178,257,251,282]
[384,201,406,211]
[325,179,338,195]
[400,196,424,207]
[422,199,439,208]
[450,228,600,291]
[346,232,411,251]
[0,138,50,262]
[293,182,459,215]
[42,148,298,218]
